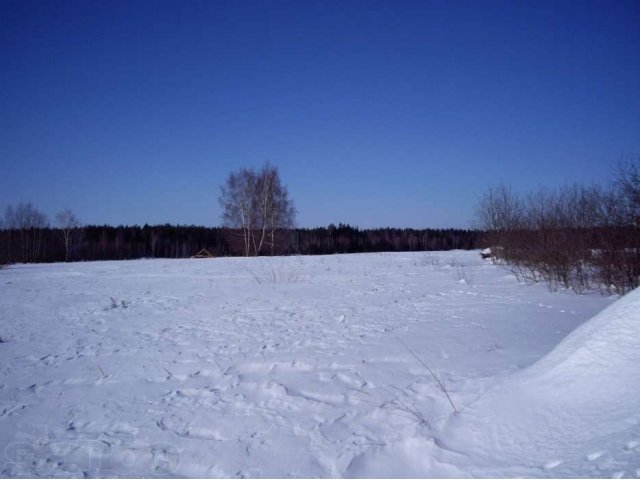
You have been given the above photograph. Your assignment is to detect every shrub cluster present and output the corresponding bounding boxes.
[476,162,639,294]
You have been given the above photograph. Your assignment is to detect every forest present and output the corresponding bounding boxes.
[0,222,478,265]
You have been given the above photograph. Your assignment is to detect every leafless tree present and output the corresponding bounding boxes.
[615,158,640,226]
[475,183,525,268]
[219,163,296,256]
[55,209,82,262]
[254,164,296,255]
[7,202,49,262]
[220,167,257,256]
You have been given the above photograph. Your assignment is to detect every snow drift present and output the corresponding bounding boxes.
[442,286,640,478]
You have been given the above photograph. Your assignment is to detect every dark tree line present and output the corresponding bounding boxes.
[288,224,476,255]
[0,223,478,265]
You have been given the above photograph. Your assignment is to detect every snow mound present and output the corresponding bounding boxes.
[519,285,640,406]
[531,285,638,363]
[443,287,640,477]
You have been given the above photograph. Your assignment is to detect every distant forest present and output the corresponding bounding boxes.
[0,224,478,264]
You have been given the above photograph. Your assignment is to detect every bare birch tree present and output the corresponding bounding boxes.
[219,163,296,256]
[55,209,81,262]
[220,167,257,256]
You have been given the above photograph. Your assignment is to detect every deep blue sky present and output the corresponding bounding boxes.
[1,0,638,228]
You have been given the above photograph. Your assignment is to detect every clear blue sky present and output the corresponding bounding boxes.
[1,0,638,228]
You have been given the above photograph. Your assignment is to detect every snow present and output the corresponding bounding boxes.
[439,282,640,478]
[0,251,635,478]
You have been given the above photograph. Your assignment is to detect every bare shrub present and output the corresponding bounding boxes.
[245,262,300,285]
[418,252,443,270]
[108,297,128,310]
[398,337,459,415]
[455,264,473,284]
[475,161,639,295]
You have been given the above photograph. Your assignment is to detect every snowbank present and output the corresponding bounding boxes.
[441,286,640,478]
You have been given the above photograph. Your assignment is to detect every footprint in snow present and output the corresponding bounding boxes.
[0,404,26,418]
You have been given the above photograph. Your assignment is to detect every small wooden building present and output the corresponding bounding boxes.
[191,248,214,259]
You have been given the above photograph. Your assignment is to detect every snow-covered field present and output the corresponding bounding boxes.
[1,251,638,478]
